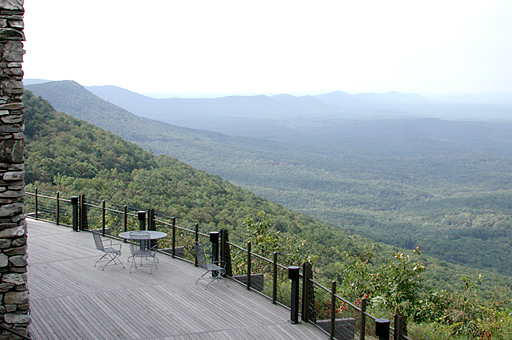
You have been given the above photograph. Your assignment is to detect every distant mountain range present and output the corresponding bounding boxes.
[25,79,512,138]
[85,84,512,137]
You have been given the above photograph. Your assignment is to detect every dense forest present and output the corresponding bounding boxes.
[26,81,512,280]
[23,89,512,338]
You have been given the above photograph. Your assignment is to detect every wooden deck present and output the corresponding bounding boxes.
[27,219,327,340]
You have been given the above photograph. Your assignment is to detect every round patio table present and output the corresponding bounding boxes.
[119,231,167,240]
[119,231,167,251]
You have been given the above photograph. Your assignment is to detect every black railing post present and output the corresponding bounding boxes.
[210,231,220,277]
[147,208,155,230]
[137,210,147,251]
[220,228,232,277]
[288,265,300,324]
[360,298,367,340]
[330,280,336,339]
[272,252,278,304]
[210,231,219,264]
[302,261,314,323]
[34,187,38,220]
[56,191,60,225]
[80,194,88,230]
[375,319,390,340]
[194,223,199,267]
[138,211,146,230]
[247,241,252,290]
[148,209,156,249]
[394,314,407,340]
[71,196,79,232]
[102,200,106,235]
[171,217,176,258]
[123,205,128,233]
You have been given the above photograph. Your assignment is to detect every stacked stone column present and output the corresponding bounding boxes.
[0,0,28,338]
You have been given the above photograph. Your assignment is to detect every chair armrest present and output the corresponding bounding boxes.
[214,260,226,268]
[106,239,122,251]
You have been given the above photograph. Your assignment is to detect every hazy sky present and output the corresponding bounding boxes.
[23,0,512,96]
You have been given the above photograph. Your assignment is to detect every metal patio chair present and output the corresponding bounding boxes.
[128,231,158,274]
[194,241,228,289]
[92,232,125,270]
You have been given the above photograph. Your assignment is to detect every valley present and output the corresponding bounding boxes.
[26,80,512,279]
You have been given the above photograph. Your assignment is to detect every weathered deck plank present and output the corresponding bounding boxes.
[27,219,326,339]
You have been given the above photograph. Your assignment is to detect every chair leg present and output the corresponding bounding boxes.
[101,253,125,271]
[94,253,109,268]
[204,269,228,289]
[95,253,125,270]
[205,275,228,289]
[129,255,138,273]
[114,254,125,268]
[150,256,156,274]
[196,270,210,285]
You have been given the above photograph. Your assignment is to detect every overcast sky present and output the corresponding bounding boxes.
[23,0,512,97]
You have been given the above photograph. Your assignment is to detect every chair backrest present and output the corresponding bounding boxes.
[129,231,150,240]
[129,231,150,253]
[130,242,141,255]
[194,242,208,269]
[92,232,104,251]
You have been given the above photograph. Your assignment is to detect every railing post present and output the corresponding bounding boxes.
[102,200,106,235]
[210,231,219,264]
[360,298,367,340]
[147,208,155,230]
[34,187,38,220]
[138,211,146,230]
[194,223,199,267]
[123,205,128,233]
[148,209,156,249]
[330,280,336,339]
[210,231,220,277]
[288,265,300,324]
[80,194,88,230]
[220,228,232,277]
[272,252,278,304]
[375,318,390,340]
[302,262,314,323]
[71,196,79,232]
[56,191,60,225]
[247,241,252,290]
[394,314,407,340]
[171,217,176,258]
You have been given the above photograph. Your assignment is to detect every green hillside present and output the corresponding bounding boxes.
[26,80,512,281]
[24,89,363,271]
[23,88,510,286]
[24,90,512,338]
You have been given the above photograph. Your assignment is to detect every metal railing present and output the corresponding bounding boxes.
[25,189,429,340]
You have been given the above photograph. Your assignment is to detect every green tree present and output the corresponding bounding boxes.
[371,248,425,315]
[440,276,508,339]
[243,211,313,266]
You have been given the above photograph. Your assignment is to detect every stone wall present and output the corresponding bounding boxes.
[0,0,28,338]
